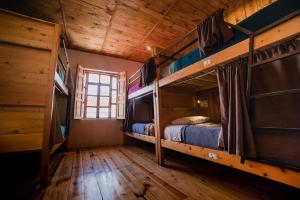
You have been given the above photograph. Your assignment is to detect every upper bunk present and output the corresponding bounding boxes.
[128,57,157,99]
[128,68,153,99]
[157,0,300,88]
[54,37,69,96]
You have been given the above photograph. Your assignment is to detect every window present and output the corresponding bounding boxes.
[74,65,126,120]
[83,71,118,119]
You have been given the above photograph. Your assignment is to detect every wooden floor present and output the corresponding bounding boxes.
[41,145,300,200]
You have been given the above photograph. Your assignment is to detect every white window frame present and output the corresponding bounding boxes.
[83,69,118,119]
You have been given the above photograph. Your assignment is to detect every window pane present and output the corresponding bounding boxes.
[87,96,97,106]
[99,96,109,107]
[112,77,117,89]
[88,73,99,83]
[111,104,116,118]
[100,74,110,84]
[100,85,110,96]
[86,107,97,118]
[111,90,117,103]
[99,107,109,118]
[87,85,98,95]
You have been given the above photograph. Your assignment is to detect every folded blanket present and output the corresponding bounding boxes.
[128,83,141,94]
[164,125,186,142]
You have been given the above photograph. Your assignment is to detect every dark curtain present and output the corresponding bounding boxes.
[251,37,300,168]
[197,9,234,56]
[122,100,134,132]
[217,58,256,157]
[140,57,156,87]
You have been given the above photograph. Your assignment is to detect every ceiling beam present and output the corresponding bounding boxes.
[125,0,180,60]
[100,0,120,52]
[59,0,70,46]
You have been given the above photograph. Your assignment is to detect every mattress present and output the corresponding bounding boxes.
[164,0,300,74]
[132,123,155,136]
[128,83,141,95]
[164,123,223,150]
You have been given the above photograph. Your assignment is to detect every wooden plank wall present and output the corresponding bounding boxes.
[159,86,198,130]
[0,9,58,153]
[197,88,221,123]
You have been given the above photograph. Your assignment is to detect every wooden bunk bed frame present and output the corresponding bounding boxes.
[54,37,69,96]
[153,11,300,189]
[125,132,156,144]
[0,9,71,187]
[127,67,153,99]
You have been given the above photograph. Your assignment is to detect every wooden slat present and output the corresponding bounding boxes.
[0,9,54,50]
[0,106,44,135]
[0,42,51,106]
[128,83,153,99]
[161,139,300,189]
[0,133,42,152]
[159,15,300,87]
[125,132,156,144]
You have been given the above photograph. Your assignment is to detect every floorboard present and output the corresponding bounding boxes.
[41,145,300,200]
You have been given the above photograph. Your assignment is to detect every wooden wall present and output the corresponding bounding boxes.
[197,88,221,123]
[159,86,198,129]
[0,9,60,153]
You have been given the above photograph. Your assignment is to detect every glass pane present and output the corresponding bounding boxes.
[100,85,110,96]
[88,73,99,83]
[111,90,117,103]
[87,96,97,106]
[86,107,97,118]
[87,85,98,95]
[99,107,109,118]
[112,77,117,89]
[100,74,110,84]
[99,96,109,107]
[111,104,116,118]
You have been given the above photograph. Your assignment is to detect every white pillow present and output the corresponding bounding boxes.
[171,116,210,125]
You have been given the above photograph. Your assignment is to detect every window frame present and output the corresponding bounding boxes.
[83,69,118,119]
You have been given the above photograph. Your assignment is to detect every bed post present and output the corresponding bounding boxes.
[152,47,164,165]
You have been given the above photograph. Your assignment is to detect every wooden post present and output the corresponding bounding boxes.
[152,47,164,165]
[40,24,61,187]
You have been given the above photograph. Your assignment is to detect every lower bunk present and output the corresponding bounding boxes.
[125,122,156,144]
[161,139,300,189]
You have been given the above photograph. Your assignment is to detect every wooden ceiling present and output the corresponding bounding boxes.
[0,0,275,62]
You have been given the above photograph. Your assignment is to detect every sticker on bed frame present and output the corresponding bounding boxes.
[208,152,218,160]
[203,59,212,66]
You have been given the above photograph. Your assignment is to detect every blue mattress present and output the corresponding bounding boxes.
[181,125,222,150]
[171,0,300,73]
[132,123,147,135]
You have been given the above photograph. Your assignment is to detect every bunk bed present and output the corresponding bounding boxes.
[125,56,158,144]
[154,0,300,189]
[0,9,71,186]
[124,92,156,144]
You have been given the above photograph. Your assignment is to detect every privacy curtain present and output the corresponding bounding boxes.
[197,9,234,56]
[217,58,256,158]
[122,100,134,132]
[140,57,157,87]
[251,37,300,167]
